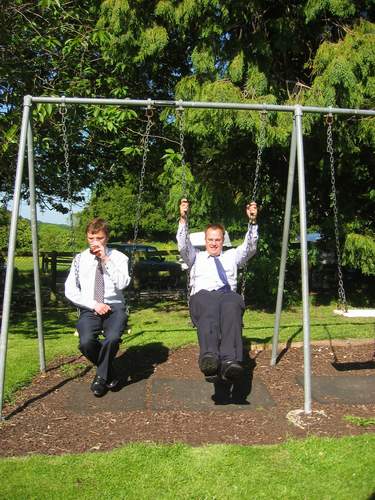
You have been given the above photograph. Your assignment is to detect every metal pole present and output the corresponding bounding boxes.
[27,120,46,372]
[295,105,312,414]
[27,96,375,117]
[0,96,32,419]
[271,117,297,365]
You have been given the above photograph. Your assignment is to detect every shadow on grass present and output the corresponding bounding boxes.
[8,305,76,339]
[128,295,188,313]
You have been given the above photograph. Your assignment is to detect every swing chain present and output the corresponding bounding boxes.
[130,106,154,277]
[241,111,267,301]
[326,116,348,312]
[252,110,267,203]
[59,103,75,250]
[177,107,187,198]
[176,107,192,301]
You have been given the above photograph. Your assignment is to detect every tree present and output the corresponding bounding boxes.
[0,208,32,253]
[0,1,373,267]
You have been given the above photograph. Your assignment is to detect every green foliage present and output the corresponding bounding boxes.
[0,209,32,253]
[158,147,213,230]
[0,208,77,253]
[244,65,268,99]
[38,223,76,252]
[88,106,137,133]
[307,21,375,109]
[305,0,357,22]
[0,0,374,290]
[136,26,169,62]
[191,46,215,75]
[228,51,245,84]
[343,233,375,275]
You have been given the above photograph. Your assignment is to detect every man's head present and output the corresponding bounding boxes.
[86,218,109,250]
[205,224,225,256]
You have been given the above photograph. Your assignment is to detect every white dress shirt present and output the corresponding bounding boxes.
[65,247,130,310]
[176,223,258,295]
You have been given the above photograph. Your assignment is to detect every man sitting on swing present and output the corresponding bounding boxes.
[65,218,130,397]
[177,199,258,383]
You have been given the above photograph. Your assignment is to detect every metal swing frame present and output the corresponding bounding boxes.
[1,95,374,419]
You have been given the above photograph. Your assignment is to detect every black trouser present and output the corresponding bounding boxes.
[77,303,126,381]
[189,290,245,364]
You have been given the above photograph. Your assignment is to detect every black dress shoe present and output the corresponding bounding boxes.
[199,353,219,376]
[90,375,108,397]
[107,378,119,390]
[221,360,244,382]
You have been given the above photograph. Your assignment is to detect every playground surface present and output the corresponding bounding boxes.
[1,340,375,456]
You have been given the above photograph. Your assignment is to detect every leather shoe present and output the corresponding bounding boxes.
[199,353,219,376]
[221,360,244,382]
[90,375,108,397]
[107,378,119,390]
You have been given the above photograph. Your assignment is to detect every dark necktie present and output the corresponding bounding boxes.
[94,257,105,303]
[213,256,230,292]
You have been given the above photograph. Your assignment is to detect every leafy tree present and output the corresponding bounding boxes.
[0,208,32,253]
[1,0,374,303]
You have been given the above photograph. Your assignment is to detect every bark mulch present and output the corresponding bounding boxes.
[1,340,375,456]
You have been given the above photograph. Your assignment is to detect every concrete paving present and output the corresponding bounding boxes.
[61,377,275,414]
[60,370,375,414]
[296,375,375,404]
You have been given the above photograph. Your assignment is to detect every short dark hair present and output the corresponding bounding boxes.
[86,218,109,237]
[204,223,225,238]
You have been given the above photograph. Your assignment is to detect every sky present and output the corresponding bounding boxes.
[5,188,90,225]
[19,201,70,225]
[13,199,84,226]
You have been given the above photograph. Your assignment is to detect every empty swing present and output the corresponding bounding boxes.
[325,114,375,318]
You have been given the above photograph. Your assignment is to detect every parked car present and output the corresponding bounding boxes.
[108,242,184,289]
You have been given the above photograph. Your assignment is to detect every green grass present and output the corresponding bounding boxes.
[344,415,375,427]
[0,435,374,499]
[126,300,375,349]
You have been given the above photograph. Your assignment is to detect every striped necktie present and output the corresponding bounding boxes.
[94,257,105,303]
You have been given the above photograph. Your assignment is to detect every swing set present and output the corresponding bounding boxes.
[0,95,374,420]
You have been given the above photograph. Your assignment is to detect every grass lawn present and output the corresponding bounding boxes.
[0,435,374,499]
